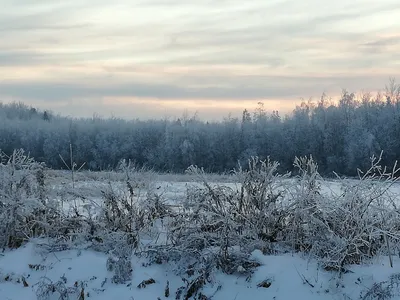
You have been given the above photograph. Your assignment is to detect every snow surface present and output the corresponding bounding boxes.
[0,242,399,300]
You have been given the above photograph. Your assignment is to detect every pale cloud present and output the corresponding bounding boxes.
[0,0,399,119]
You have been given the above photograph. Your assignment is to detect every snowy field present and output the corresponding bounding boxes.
[1,242,400,300]
[1,169,400,300]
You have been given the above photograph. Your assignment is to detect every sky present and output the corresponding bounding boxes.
[0,0,399,120]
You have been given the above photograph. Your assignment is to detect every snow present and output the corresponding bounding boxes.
[0,242,399,300]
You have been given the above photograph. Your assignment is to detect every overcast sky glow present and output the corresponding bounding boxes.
[1,0,399,120]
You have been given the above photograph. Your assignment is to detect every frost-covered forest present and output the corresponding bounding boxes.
[1,80,400,176]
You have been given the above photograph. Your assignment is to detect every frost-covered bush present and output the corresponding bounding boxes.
[156,157,287,275]
[286,153,400,271]
[98,159,170,251]
[152,154,400,278]
[106,246,133,284]
[322,156,400,269]
[284,155,327,253]
[0,149,94,251]
[0,149,61,248]
[33,158,172,263]
[234,157,289,247]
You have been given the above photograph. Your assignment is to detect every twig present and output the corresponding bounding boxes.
[294,265,314,288]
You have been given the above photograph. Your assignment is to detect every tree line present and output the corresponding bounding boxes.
[1,80,400,176]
